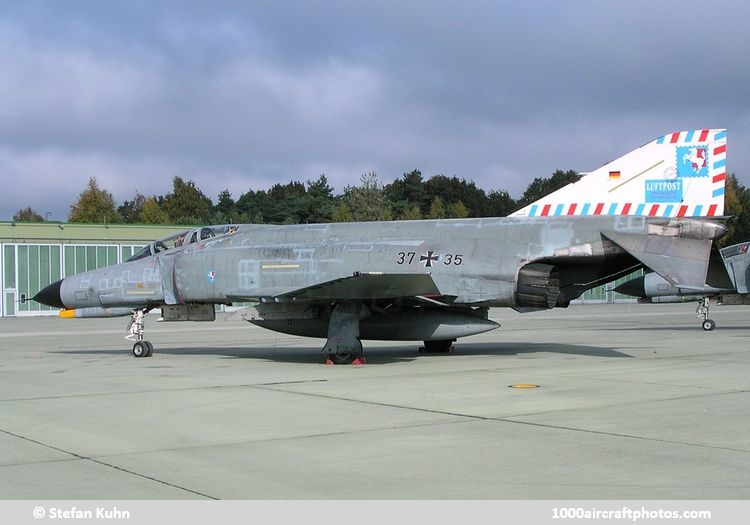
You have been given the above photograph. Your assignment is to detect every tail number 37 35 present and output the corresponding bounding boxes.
[396,252,463,266]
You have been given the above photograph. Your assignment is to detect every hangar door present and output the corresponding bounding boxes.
[2,244,62,316]
[1,243,145,317]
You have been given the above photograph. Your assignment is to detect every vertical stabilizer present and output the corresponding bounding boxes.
[511,129,727,218]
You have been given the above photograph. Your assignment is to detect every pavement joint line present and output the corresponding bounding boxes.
[0,428,218,499]
[255,385,750,455]
[0,379,330,403]
[0,457,87,469]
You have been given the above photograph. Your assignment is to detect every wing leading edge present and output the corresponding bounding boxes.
[225,272,441,303]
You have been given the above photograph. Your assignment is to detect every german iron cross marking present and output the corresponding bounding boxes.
[420,251,439,268]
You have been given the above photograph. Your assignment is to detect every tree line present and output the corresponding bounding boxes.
[12,169,750,247]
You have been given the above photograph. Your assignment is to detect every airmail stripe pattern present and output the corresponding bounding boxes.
[515,129,727,219]
[527,202,714,217]
[711,132,727,204]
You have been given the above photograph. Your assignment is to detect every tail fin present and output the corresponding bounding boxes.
[720,242,750,294]
[511,129,727,218]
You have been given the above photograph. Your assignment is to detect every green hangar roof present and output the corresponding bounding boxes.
[0,221,192,244]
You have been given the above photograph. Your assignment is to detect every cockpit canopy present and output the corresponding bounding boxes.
[126,225,239,262]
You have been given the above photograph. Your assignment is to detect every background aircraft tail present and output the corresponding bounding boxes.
[512,129,727,218]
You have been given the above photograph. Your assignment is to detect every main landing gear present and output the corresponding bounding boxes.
[323,303,365,365]
[697,297,716,331]
[126,308,154,357]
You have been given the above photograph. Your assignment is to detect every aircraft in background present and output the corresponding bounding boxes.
[33,129,729,364]
[615,240,750,330]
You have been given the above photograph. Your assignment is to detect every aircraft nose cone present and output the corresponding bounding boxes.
[33,279,66,309]
[614,276,645,298]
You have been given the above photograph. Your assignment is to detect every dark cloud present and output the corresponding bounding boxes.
[1,0,748,220]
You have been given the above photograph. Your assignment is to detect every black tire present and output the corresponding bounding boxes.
[328,340,363,365]
[143,340,154,357]
[330,352,356,365]
[132,341,148,358]
[702,319,716,331]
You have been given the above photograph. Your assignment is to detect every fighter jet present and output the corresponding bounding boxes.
[33,129,729,364]
[615,240,749,331]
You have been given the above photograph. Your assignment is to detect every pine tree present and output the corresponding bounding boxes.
[161,176,213,224]
[13,207,45,222]
[138,197,170,224]
[428,196,446,219]
[340,172,393,222]
[69,177,122,223]
[400,202,422,220]
[446,200,470,218]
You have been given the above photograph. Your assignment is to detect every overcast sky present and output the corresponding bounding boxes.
[1,0,749,221]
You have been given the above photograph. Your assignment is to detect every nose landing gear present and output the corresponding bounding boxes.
[126,308,155,357]
[697,297,716,331]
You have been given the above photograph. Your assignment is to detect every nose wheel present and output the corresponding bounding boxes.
[132,340,154,357]
[697,298,716,331]
[126,308,156,357]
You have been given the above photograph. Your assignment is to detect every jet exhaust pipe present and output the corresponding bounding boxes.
[515,263,560,309]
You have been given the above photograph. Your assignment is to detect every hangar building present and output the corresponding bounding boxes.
[0,222,183,317]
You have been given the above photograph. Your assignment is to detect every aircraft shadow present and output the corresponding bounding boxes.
[54,341,631,364]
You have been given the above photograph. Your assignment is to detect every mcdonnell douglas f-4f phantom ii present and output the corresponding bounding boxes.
[33,129,729,364]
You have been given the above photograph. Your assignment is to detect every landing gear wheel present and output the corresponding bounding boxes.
[327,340,363,365]
[330,352,357,365]
[126,308,155,357]
[696,298,715,332]
[133,341,148,357]
[132,341,150,358]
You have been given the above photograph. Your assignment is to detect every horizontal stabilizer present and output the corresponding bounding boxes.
[226,273,441,302]
[604,232,712,290]
[719,241,750,294]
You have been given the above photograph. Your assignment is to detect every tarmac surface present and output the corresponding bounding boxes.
[1,303,749,500]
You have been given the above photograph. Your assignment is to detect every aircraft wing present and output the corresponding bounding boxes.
[225,272,441,302]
